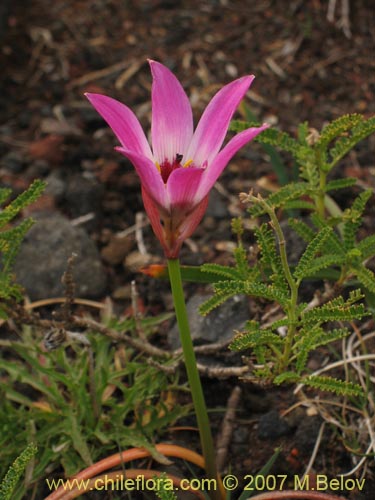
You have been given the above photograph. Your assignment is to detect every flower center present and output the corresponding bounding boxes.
[156,154,194,184]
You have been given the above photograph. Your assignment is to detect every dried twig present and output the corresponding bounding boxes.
[131,280,147,343]
[302,421,326,477]
[24,297,106,310]
[247,491,346,500]
[149,358,251,379]
[135,212,147,255]
[115,61,143,90]
[67,60,130,89]
[174,338,232,356]
[60,253,77,324]
[216,386,242,472]
[196,363,250,379]
[5,300,255,381]
[72,315,170,358]
[327,0,351,38]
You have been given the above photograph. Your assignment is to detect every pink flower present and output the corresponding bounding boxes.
[86,60,268,258]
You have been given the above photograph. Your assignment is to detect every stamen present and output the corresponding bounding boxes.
[158,154,195,183]
[183,159,194,168]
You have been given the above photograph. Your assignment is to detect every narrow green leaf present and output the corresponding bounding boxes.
[329,115,375,169]
[302,376,364,397]
[0,180,45,228]
[273,372,299,384]
[249,182,311,216]
[316,114,363,149]
[357,234,375,260]
[294,226,332,281]
[230,328,283,351]
[0,443,38,500]
[354,265,375,293]
[325,177,358,192]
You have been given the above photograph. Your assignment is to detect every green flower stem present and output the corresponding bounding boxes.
[167,258,220,498]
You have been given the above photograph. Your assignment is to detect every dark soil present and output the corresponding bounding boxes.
[1,1,375,499]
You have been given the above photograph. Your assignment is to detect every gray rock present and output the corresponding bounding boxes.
[65,173,103,217]
[1,151,25,173]
[44,170,66,201]
[14,214,107,300]
[206,189,229,219]
[257,410,291,440]
[281,219,308,265]
[168,293,249,349]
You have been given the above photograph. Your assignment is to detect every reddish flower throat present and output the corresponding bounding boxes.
[159,153,184,183]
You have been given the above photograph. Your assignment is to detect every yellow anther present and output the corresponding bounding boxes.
[183,159,193,168]
[155,162,161,172]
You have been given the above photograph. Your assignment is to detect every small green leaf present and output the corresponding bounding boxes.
[317,114,363,149]
[249,182,311,216]
[302,376,364,397]
[273,372,299,384]
[294,226,332,281]
[353,265,375,293]
[0,443,38,500]
[325,177,358,192]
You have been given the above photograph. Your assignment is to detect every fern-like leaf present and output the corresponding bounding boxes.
[357,234,375,260]
[295,327,350,374]
[343,189,372,250]
[154,473,178,500]
[199,291,237,316]
[294,226,332,281]
[288,218,315,243]
[230,321,283,351]
[249,182,311,216]
[273,371,299,384]
[0,188,12,206]
[0,180,45,228]
[202,278,290,314]
[254,224,287,291]
[0,443,38,500]
[302,291,368,323]
[310,214,346,256]
[231,122,300,154]
[233,245,251,277]
[353,265,375,293]
[200,263,240,280]
[0,219,33,274]
[283,200,316,211]
[316,114,363,149]
[304,254,345,278]
[328,115,375,169]
[302,376,364,397]
[325,177,358,192]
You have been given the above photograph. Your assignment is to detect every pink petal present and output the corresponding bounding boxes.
[116,147,167,209]
[196,124,269,200]
[141,187,168,254]
[166,167,205,209]
[176,195,209,244]
[85,93,153,159]
[143,186,209,259]
[149,60,193,165]
[185,76,255,167]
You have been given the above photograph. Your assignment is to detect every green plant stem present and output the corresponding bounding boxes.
[263,203,299,370]
[316,169,327,218]
[167,259,220,499]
